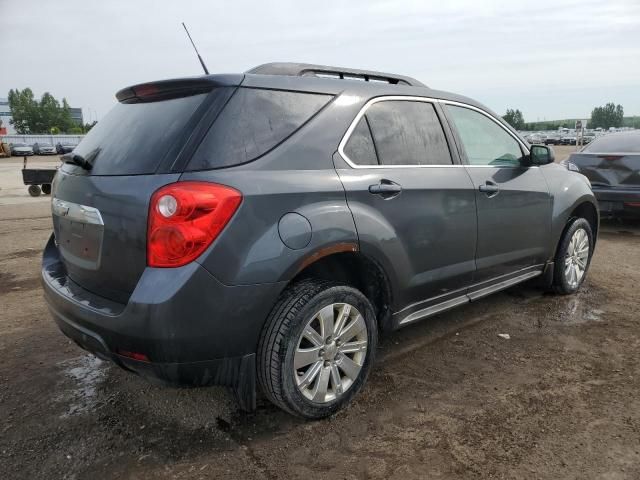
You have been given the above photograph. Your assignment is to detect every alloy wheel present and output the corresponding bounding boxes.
[564,227,590,288]
[294,303,368,403]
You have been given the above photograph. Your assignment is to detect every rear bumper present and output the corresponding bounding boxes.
[42,235,286,409]
[593,188,640,216]
[51,307,257,409]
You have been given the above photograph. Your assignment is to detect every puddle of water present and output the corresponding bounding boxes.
[56,354,108,418]
[559,298,604,325]
[585,309,604,322]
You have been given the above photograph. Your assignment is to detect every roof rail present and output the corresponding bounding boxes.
[247,62,426,88]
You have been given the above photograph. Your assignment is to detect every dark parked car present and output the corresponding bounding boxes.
[33,142,57,155]
[567,131,640,217]
[10,142,33,156]
[43,63,598,419]
[56,142,77,154]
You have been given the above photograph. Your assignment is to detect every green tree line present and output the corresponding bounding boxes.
[589,103,624,129]
[622,116,640,129]
[7,88,93,134]
[502,102,634,131]
[503,109,525,130]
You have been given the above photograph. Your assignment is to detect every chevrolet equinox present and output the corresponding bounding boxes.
[43,63,598,418]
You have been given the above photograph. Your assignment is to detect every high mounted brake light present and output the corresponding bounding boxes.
[115,78,221,103]
[147,182,242,268]
[134,84,159,98]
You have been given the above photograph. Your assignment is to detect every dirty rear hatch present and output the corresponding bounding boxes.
[51,76,240,303]
[569,133,640,192]
[570,152,640,190]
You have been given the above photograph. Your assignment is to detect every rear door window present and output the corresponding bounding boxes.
[360,100,452,166]
[73,93,207,175]
[187,88,332,170]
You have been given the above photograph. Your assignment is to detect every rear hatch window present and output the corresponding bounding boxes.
[72,93,207,175]
[186,88,332,171]
[572,133,640,189]
[583,134,640,153]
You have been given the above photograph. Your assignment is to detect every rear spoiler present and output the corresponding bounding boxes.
[115,74,244,103]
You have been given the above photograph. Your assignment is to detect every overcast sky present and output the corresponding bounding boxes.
[2,0,638,122]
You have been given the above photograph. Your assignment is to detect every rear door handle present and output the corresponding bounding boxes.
[369,180,402,199]
[478,181,500,196]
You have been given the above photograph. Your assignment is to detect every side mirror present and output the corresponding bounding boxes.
[529,145,555,165]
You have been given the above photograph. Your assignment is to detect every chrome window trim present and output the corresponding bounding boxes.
[464,164,538,168]
[337,95,530,169]
[337,96,462,169]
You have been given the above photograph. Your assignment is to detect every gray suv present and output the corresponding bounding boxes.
[42,63,598,419]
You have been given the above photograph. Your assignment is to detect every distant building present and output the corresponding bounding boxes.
[69,107,83,125]
[0,98,15,134]
[0,97,83,135]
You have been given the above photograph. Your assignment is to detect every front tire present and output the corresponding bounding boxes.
[257,279,378,419]
[552,218,594,295]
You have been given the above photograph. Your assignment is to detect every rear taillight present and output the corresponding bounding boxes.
[147,182,242,267]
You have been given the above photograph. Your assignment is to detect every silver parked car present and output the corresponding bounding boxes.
[33,142,57,155]
[10,143,34,156]
[526,133,546,145]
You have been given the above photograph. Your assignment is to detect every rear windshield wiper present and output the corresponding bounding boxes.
[62,153,93,171]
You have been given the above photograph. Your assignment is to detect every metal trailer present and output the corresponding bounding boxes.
[21,156,58,196]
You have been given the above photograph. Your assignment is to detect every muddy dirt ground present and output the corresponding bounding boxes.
[1,152,639,479]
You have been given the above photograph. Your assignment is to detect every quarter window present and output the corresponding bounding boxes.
[343,100,453,166]
[187,88,332,171]
[343,117,379,165]
[445,105,524,167]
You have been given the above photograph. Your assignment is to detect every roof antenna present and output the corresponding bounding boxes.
[182,22,209,75]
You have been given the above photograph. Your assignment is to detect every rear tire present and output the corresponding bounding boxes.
[552,218,593,295]
[41,184,51,195]
[257,279,377,419]
[28,185,41,197]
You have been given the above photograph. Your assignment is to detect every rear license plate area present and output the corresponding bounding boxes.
[53,199,104,270]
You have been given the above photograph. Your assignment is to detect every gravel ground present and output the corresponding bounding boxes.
[1,150,639,479]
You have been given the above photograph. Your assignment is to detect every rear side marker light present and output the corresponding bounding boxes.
[117,350,150,362]
[147,182,242,268]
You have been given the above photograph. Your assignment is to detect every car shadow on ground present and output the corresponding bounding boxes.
[216,218,639,439]
[599,217,640,236]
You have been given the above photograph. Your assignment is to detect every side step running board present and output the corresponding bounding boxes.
[398,269,543,327]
